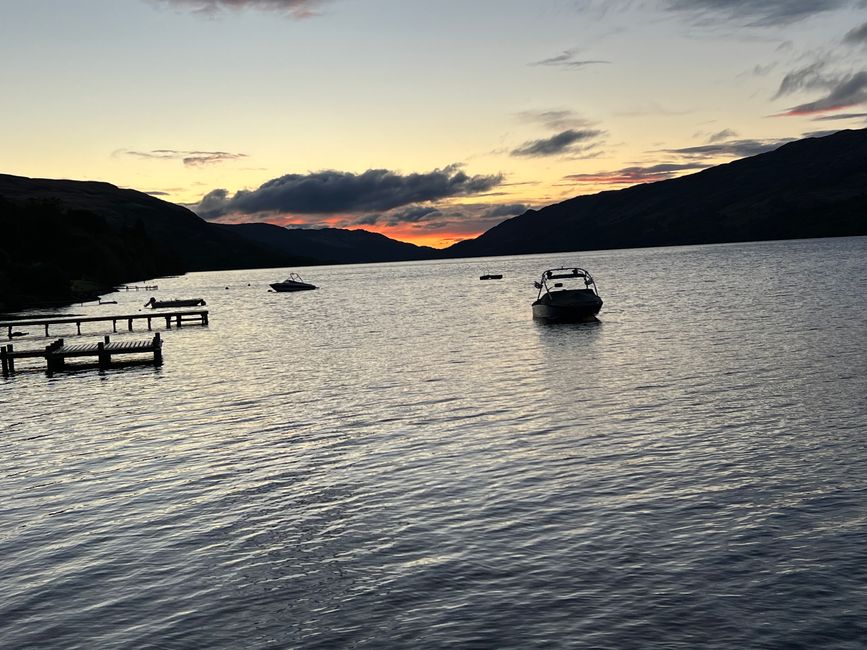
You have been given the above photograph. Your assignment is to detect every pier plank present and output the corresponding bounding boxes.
[1,310,207,339]
[2,333,163,376]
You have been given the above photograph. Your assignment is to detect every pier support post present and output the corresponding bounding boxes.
[153,333,163,365]
[45,340,63,375]
[1,345,8,375]
[76,322,81,335]
[128,318,133,332]
[45,324,49,337]
[97,342,110,369]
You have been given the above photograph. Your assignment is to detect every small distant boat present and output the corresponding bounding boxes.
[532,267,603,322]
[270,273,317,292]
[144,297,206,308]
[480,272,503,280]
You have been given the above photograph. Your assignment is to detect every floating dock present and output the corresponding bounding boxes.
[1,309,208,339]
[2,334,163,376]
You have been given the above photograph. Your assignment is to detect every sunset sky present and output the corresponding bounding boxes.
[2,0,866,247]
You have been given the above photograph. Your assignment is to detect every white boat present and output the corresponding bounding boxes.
[532,267,603,321]
[270,273,317,292]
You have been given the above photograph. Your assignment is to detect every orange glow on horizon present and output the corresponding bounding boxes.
[214,213,481,249]
[348,224,478,249]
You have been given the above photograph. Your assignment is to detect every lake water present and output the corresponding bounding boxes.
[2,237,866,649]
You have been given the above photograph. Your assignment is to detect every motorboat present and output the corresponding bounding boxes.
[270,273,317,292]
[532,267,603,321]
[144,297,206,308]
[479,272,503,280]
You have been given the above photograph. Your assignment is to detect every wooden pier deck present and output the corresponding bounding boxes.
[2,334,163,376]
[116,284,159,291]
[1,309,208,339]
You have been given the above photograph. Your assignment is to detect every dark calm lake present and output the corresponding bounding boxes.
[2,237,866,649]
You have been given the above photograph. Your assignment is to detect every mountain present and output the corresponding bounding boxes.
[221,222,438,264]
[445,128,867,257]
[0,174,310,310]
[0,174,306,272]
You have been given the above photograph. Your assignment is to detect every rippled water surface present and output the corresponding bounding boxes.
[2,238,867,648]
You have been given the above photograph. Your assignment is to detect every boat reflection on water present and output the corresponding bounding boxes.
[532,267,603,322]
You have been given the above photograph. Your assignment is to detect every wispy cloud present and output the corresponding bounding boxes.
[515,109,595,131]
[155,0,328,17]
[530,49,610,69]
[666,138,794,158]
[510,129,605,157]
[564,162,707,185]
[120,149,247,167]
[708,128,738,143]
[811,111,867,120]
[192,165,504,219]
[778,70,867,115]
[662,0,862,26]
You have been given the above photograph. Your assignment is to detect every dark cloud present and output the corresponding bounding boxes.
[145,191,170,196]
[530,49,610,69]
[780,71,867,115]
[354,206,442,227]
[510,129,605,157]
[347,202,532,237]
[844,21,867,45]
[157,0,327,17]
[666,138,794,158]
[564,162,707,185]
[662,0,862,26]
[121,149,247,166]
[193,166,504,219]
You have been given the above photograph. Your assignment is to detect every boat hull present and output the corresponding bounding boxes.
[532,290,602,322]
[146,299,206,308]
[270,283,316,292]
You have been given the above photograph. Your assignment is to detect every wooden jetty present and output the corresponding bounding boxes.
[2,334,163,376]
[1,309,208,339]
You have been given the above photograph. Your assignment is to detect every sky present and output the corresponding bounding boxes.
[1,0,866,248]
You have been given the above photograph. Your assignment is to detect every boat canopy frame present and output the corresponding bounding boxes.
[534,267,599,300]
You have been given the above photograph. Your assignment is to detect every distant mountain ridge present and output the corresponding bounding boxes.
[220,222,438,264]
[444,128,867,257]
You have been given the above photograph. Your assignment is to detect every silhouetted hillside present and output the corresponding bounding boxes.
[445,129,867,257]
[0,174,308,273]
[221,222,438,264]
[0,174,311,310]
[0,197,184,310]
